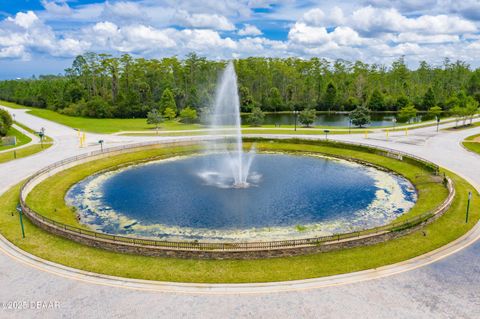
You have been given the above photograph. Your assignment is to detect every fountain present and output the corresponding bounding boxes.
[198,61,257,188]
[64,61,418,243]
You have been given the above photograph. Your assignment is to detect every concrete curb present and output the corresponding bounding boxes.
[0,220,479,294]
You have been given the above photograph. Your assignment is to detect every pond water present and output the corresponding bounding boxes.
[66,153,417,242]
[240,113,423,127]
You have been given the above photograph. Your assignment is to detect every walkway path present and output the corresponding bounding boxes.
[0,105,479,318]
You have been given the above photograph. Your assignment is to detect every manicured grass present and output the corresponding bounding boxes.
[465,133,480,141]
[5,140,470,284]
[1,100,457,134]
[463,142,480,154]
[463,133,480,155]
[0,100,27,109]
[445,120,480,131]
[25,108,202,134]
[0,126,31,151]
[0,143,53,164]
[1,165,477,283]
[123,128,369,137]
[0,121,53,163]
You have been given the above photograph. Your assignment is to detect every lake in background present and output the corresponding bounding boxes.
[240,112,424,127]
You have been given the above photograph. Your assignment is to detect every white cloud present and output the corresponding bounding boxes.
[103,1,144,19]
[301,7,345,27]
[238,24,262,36]
[41,0,72,16]
[395,32,459,44]
[1,11,89,59]
[0,45,27,59]
[302,8,325,26]
[288,23,363,47]
[7,11,40,29]
[351,6,477,35]
[173,10,235,31]
[2,1,480,70]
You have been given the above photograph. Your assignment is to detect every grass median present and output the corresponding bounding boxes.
[0,126,31,152]
[463,133,480,155]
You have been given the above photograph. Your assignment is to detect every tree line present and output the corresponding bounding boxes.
[0,53,479,120]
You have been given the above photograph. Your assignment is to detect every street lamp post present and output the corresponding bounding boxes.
[436,116,440,132]
[16,205,25,238]
[466,191,472,223]
[294,110,299,131]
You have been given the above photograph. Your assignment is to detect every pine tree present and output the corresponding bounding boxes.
[368,89,385,111]
[159,88,177,113]
[422,87,435,110]
[323,82,337,111]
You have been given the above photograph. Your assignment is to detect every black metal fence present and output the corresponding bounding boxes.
[19,138,452,252]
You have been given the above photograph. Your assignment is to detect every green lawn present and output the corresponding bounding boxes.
[2,100,455,134]
[25,108,202,133]
[0,143,53,164]
[6,140,473,283]
[463,133,480,155]
[0,126,32,151]
[0,100,27,109]
[0,122,53,164]
[445,121,480,131]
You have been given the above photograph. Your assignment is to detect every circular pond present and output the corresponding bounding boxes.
[66,153,416,242]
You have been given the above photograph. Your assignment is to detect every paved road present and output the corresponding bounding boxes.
[1,106,480,318]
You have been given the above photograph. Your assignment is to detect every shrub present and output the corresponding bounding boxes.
[163,107,177,121]
[349,105,371,127]
[299,108,316,127]
[180,107,198,123]
[247,107,265,126]
[0,109,13,136]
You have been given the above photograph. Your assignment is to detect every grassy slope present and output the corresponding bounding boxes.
[0,126,32,151]
[0,143,53,164]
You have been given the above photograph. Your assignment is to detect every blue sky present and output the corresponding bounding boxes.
[1,0,480,79]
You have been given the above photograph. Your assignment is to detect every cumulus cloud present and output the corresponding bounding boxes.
[351,6,477,35]
[1,1,480,69]
[83,22,237,55]
[288,23,363,47]
[174,10,235,31]
[0,11,89,59]
[238,24,262,36]
[41,0,72,16]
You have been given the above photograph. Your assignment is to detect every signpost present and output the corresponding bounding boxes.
[37,127,45,148]
[324,129,330,140]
